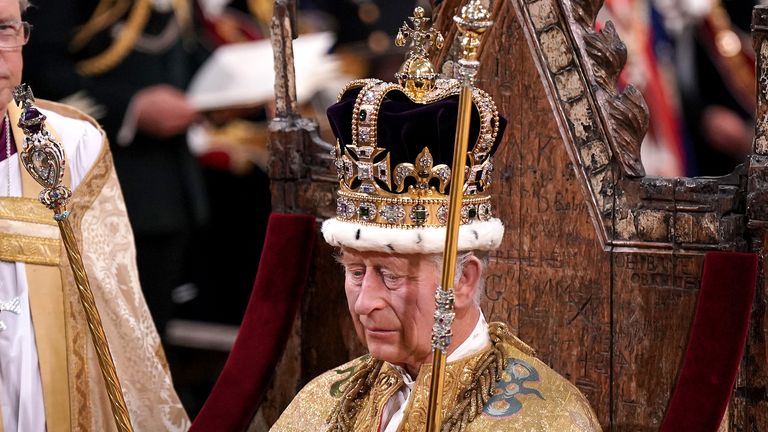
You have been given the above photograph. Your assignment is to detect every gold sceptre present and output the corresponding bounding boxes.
[425,2,492,431]
[13,84,134,432]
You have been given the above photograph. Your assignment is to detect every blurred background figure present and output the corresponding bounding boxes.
[23,0,209,338]
[600,0,759,177]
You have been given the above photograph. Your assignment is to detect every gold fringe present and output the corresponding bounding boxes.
[326,357,383,432]
[440,345,506,432]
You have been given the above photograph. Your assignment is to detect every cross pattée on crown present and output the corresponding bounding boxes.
[343,145,392,193]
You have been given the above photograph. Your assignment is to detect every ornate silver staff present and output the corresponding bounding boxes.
[425,2,493,431]
[13,84,134,432]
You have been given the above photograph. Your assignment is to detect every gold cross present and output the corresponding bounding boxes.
[395,7,444,59]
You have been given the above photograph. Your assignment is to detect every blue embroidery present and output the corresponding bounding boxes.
[483,358,544,418]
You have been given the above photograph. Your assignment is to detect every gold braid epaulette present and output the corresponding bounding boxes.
[326,356,384,432]
[325,323,519,432]
[75,0,152,77]
[70,0,132,52]
[73,0,192,77]
[247,0,273,25]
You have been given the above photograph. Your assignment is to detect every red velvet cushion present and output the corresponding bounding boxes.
[190,213,316,432]
[660,252,757,431]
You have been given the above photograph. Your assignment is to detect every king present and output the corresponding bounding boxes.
[271,3,601,432]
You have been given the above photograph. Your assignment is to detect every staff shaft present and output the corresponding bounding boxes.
[425,84,474,432]
[58,215,133,432]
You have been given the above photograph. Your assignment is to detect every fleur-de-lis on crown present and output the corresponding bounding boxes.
[393,147,451,194]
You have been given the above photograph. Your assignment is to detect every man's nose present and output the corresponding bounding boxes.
[354,270,386,315]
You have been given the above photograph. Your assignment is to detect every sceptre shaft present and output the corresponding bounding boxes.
[426,2,493,431]
[13,84,134,432]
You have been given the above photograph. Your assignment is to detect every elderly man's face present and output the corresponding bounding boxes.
[340,248,439,370]
[0,0,22,110]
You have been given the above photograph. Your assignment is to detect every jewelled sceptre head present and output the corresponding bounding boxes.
[13,84,134,432]
[453,0,492,84]
[14,84,72,217]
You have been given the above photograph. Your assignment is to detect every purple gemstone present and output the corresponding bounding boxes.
[20,107,44,133]
[22,106,41,121]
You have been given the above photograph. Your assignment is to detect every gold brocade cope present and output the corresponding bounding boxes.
[0,100,190,431]
[0,198,60,265]
[271,323,602,432]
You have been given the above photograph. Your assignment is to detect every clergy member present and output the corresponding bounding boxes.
[0,0,189,430]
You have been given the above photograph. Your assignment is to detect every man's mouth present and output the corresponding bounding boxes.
[364,326,396,335]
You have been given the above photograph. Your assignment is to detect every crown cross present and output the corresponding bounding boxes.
[394,147,451,194]
[395,7,444,57]
[343,145,392,192]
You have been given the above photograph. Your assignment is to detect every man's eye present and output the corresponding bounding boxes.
[346,268,365,280]
[381,272,403,285]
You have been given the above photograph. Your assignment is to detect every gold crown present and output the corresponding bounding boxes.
[329,8,502,230]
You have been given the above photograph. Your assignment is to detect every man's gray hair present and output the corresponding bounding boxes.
[431,250,490,304]
[19,0,29,12]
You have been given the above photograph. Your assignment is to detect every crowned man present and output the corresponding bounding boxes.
[0,0,189,431]
[271,6,601,432]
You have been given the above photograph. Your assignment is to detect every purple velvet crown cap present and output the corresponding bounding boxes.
[327,87,507,192]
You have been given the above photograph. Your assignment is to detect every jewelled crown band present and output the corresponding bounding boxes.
[322,6,506,254]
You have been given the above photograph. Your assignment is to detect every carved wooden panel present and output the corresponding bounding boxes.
[744,7,768,431]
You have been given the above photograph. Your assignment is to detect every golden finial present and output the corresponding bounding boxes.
[453,0,492,85]
[395,7,444,101]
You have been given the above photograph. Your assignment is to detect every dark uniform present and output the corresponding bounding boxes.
[22,0,208,333]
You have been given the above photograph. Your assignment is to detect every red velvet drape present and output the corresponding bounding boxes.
[190,213,316,432]
[660,252,758,431]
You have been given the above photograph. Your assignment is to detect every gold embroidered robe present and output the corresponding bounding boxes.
[271,323,601,432]
[0,100,189,431]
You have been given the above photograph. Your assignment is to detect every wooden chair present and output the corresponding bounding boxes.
[252,1,768,430]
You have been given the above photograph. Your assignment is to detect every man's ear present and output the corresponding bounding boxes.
[455,255,482,309]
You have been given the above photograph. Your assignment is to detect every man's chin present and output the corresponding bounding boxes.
[366,341,400,363]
